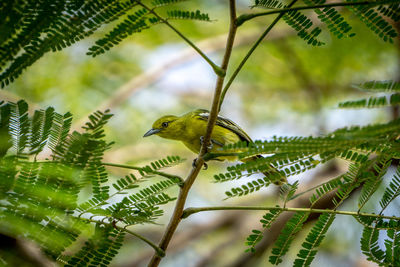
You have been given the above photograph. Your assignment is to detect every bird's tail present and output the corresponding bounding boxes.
[244,155,287,186]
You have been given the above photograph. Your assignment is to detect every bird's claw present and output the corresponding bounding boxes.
[200,136,213,151]
[192,158,208,170]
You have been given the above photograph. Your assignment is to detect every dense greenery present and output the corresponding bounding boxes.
[1,0,400,266]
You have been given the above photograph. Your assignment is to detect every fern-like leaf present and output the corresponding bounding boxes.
[152,0,189,8]
[65,225,125,267]
[139,155,185,174]
[87,8,150,57]
[47,111,73,156]
[29,107,54,154]
[309,177,343,206]
[252,0,324,46]
[294,213,336,267]
[167,10,211,21]
[245,207,283,253]
[112,173,141,192]
[252,0,284,9]
[358,156,391,211]
[224,177,272,198]
[125,179,178,205]
[346,1,398,43]
[280,180,299,206]
[339,94,400,109]
[384,229,400,266]
[304,0,354,39]
[0,1,140,87]
[353,80,400,92]
[379,166,400,213]
[283,10,325,46]
[332,163,366,207]
[0,101,12,157]
[9,100,29,154]
[377,3,400,22]
[269,211,310,265]
[361,227,385,265]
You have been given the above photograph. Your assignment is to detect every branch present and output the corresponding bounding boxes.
[147,1,238,266]
[219,0,298,111]
[236,0,398,26]
[136,1,224,76]
[181,205,400,221]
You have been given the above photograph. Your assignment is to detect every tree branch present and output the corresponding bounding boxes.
[181,205,400,221]
[147,1,238,266]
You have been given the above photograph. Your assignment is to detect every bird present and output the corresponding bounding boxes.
[143,109,286,185]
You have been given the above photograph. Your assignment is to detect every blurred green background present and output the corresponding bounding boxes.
[1,1,398,266]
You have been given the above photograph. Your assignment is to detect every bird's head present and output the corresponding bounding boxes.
[143,115,180,140]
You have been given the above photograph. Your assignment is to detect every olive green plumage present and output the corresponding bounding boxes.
[144,109,286,185]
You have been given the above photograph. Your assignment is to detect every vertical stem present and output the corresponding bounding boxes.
[147,1,237,266]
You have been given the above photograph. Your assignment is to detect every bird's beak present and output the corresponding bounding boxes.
[143,128,161,137]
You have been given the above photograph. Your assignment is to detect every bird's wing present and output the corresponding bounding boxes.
[195,109,253,143]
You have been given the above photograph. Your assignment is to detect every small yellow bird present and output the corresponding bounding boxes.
[144,109,286,185]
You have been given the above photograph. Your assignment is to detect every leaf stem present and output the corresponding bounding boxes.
[136,1,225,76]
[123,227,165,257]
[181,206,400,221]
[147,1,238,266]
[219,0,298,111]
[83,217,165,257]
[236,0,398,26]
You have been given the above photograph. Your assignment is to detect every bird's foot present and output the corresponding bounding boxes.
[192,158,208,170]
[200,136,213,151]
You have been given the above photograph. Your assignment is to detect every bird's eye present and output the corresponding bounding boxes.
[162,122,169,128]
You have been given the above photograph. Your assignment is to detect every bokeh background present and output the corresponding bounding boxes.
[1,0,398,266]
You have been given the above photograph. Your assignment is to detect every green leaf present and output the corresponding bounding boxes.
[353,80,400,92]
[358,156,391,211]
[347,3,398,43]
[304,0,354,39]
[379,166,400,213]
[279,180,299,205]
[152,0,189,8]
[166,10,211,21]
[269,211,310,265]
[245,207,283,253]
[252,0,285,9]
[361,227,385,265]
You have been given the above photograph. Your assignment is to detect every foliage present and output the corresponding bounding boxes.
[1,0,399,88]
[251,0,399,45]
[245,207,283,253]
[0,0,211,87]
[217,81,400,266]
[0,100,182,264]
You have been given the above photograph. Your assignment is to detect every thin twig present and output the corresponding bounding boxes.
[219,0,298,111]
[181,206,400,221]
[147,1,238,266]
[136,1,224,76]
